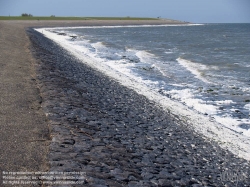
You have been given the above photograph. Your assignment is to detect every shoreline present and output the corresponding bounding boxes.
[29,24,250,186]
[36,24,250,162]
[0,20,250,186]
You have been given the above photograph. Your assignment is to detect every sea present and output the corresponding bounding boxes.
[35,24,250,157]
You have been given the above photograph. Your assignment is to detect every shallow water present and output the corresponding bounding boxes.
[47,24,250,136]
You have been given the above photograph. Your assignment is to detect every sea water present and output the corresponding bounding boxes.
[36,24,250,159]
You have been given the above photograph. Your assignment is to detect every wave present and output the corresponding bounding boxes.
[134,50,155,63]
[176,57,211,83]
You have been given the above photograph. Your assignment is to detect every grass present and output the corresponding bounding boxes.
[0,16,159,21]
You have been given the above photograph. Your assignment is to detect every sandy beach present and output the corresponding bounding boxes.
[1,20,250,186]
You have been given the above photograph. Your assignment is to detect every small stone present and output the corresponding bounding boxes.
[158,179,172,187]
[128,175,137,181]
[141,172,154,180]
[128,181,141,187]
[62,139,75,145]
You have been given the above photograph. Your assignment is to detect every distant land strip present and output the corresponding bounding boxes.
[0,16,162,21]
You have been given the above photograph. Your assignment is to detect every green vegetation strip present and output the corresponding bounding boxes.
[0,16,159,21]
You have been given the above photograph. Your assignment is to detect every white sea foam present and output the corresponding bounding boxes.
[241,87,250,92]
[165,88,250,136]
[214,116,250,137]
[170,83,185,87]
[35,27,250,161]
[215,100,235,105]
[165,89,218,115]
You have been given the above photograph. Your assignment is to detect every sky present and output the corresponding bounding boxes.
[0,0,250,23]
